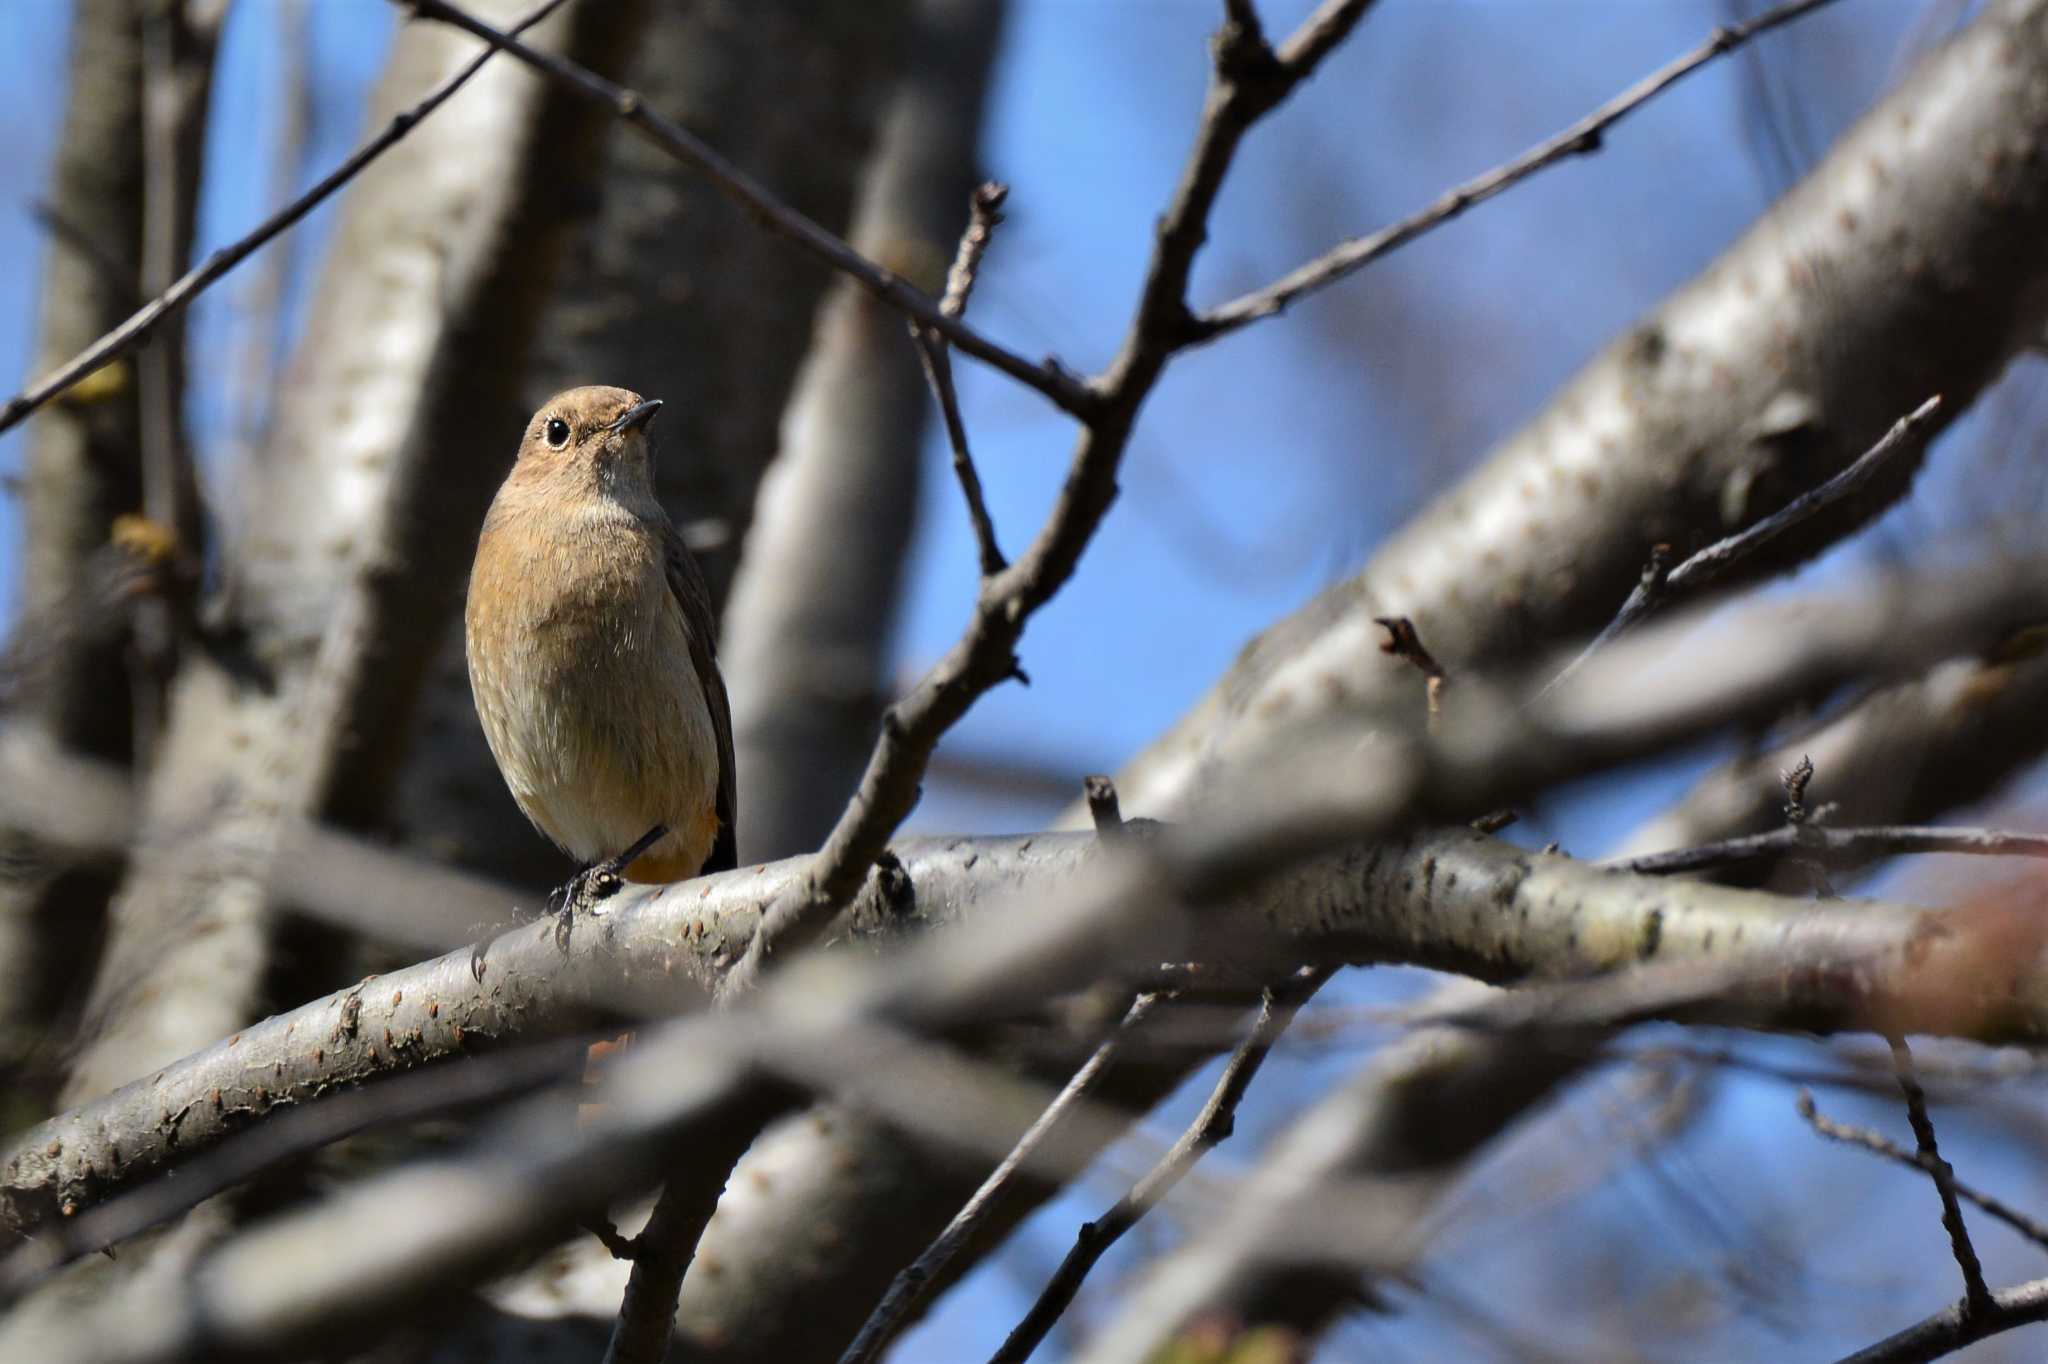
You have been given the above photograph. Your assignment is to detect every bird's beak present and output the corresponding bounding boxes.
[610,399,663,434]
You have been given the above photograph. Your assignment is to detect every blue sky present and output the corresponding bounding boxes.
[11,2,2043,1359]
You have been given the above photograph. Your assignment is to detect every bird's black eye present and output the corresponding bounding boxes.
[544,417,571,448]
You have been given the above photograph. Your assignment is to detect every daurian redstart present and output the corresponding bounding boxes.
[466,386,737,892]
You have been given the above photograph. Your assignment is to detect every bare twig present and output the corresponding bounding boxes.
[1781,753,1816,825]
[930,183,1009,573]
[1376,615,1447,730]
[941,180,1006,319]
[1836,1277,2048,1363]
[1798,1091,2048,1252]
[838,992,1165,1364]
[720,0,1385,996]
[601,1085,800,1364]
[1611,824,2048,878]
[1084,774,1124,836]
[0,0,576,437]
[916,182,1010,576]
[1549,396,1943,691]
[398,0,1098,419]
[991,968,1331,1364]
[1193,0,1846,339]
[1890,1036,1994,1319]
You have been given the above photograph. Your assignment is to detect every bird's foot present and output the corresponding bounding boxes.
[546,825,668,954]
[548,864,623,952]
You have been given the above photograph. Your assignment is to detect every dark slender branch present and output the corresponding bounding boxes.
[398,0,1098,420]
[601,1083,800,1364]
[1890,1036,1994,1319]
[916,186,1008,576]
[1194,0,1846,340]
[1550,395,1942,691]
[837,993,1165,1364]
[1798,1091,2048,1252]
[1836,1278,2048,1363]
[991,968,1331,1364]
[719,1,1385,996]
[0,0,576,437]
[1221,0,1266,48]
[1610,824,2048,878]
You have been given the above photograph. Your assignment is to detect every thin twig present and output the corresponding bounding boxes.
[916,184,1010,576]
[1084,774,1124,837]
[1194,0,1847,339]
[1610,824,2048,877]
[990,968,1333,1364]
[399,0,1098,420]
[720,1,1385,997]
[927,182,1008,573]
[0,0,576,437]
[1797,1091,2048,1252]
[942,180,1007,319]
[1376,615,1447,730]
[1890,1036,1995,1319]
[1549,395,1943,692]
[838,992,1167,1364]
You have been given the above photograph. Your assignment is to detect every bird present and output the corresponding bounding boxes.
[465,385,737,922]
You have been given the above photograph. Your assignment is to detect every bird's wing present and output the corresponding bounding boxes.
[664,521,738,873]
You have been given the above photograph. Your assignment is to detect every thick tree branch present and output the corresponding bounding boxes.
[11,555,2045,1262]
[1113,0,2048,823]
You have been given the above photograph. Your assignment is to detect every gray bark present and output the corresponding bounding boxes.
[1109,0,2048,824]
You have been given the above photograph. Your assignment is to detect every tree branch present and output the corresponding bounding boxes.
[1798,1090,2048,1252]
[1111,0,2048,825]
[1836,1277,2048,1363]
[1549,395,1943,691]
[723,0,1388,995]
[840,991,1163,1364]
[0,0,576,438]
[397,0,1099,419]
[1613,824,2048,877]
[1193,0,1844,339]
[1888,1036,1995,1319]
[992,968,1331,1364]
[916,181,1010,578]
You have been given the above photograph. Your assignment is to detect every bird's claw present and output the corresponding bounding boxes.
[549,862,627,954]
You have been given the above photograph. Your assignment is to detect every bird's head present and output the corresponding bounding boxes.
[513,385,665,505]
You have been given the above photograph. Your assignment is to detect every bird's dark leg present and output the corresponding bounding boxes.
[551,824,669,952]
